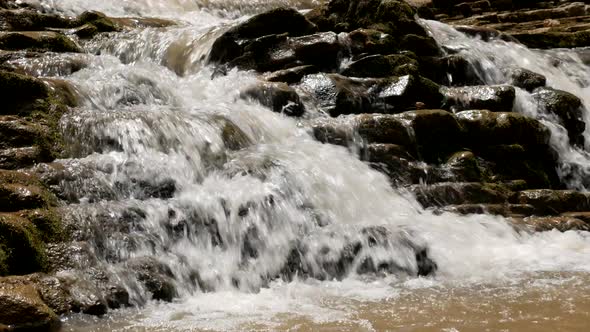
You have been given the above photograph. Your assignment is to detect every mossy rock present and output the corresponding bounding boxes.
[0,214,47,275]
[0,31,81,53]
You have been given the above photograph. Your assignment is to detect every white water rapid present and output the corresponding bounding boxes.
[16,0,590,330]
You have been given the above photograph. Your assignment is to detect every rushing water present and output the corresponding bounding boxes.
[16,0,590,330]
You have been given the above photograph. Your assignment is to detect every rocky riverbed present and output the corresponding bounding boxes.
[0,0,590,330]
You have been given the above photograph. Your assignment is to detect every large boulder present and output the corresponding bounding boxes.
[0,281,60,331]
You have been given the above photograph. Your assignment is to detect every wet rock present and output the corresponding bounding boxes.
[456,110,550,147]
[0,116,44,149]
[446,151,482,182]
[0,281,60,331]
[418,54,483,86]
[0,9,75,31]
[455,25,517,42]
[43,78,80,107]
[532,87,585,147]
[399,34,441,56]
[396,109,463,162]
[0,31,81,53]
[0,70,49,115]
[298,73,375,116]
[310,117,356,147]
[0,169,55,212]
[522,216,590,232]
[477,144,559,189]
[376,75,443,111]
[441,85,516,112]
[355,114,413,146]
[346,28,398,56]
[306,0,425,38]
[341,54,419,78]
[283,225,437,281]
[561,212,590,225]
[216,117,252,151]
[241,81,305,117]
[513,190,590,215]
[127,257,176,302]
[208,8,316,66]
[0,214,47,276]
[507,68,546,91]
[410,182,513,208]
[299,72,442,116]
[288,31,341,68]
[265,65,318,84]
[440,203,536,217]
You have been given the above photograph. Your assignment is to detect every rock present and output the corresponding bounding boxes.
[215,116,252,151]
[127,257,176,302]
[306,0,425,38]
[410,182,513,208]
[265,65,318,84]
[376,75,443,111]
[43,78,79,107]
[455,25,517,42]
[283,225,437,281]
[522,216,590,232]
[341,54,419,78]
[399,34,441,56]
[0,214,47,276]
[0,281,60,331]
[0,9,74,31]
[441,85,516,112]
[0,70,49,115]
[241,81,305,117]
[477,144,559,189]
[506,68,546,91]
[532,87,585,147]
[561,212,590,225]
[310,117,356,147]
[355,114,413,146]
[299,73,374,116]
[288,32,341,68]
[0,31,81,53]
[456,110,550,147]
[418,54,483,86]
[446,150,482,181]
[513,190,590,215]
[0,116,44,150]
[346,28,398,56]
[440,203,536,217]
[395,109,463,162]
[208,8,316,66]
